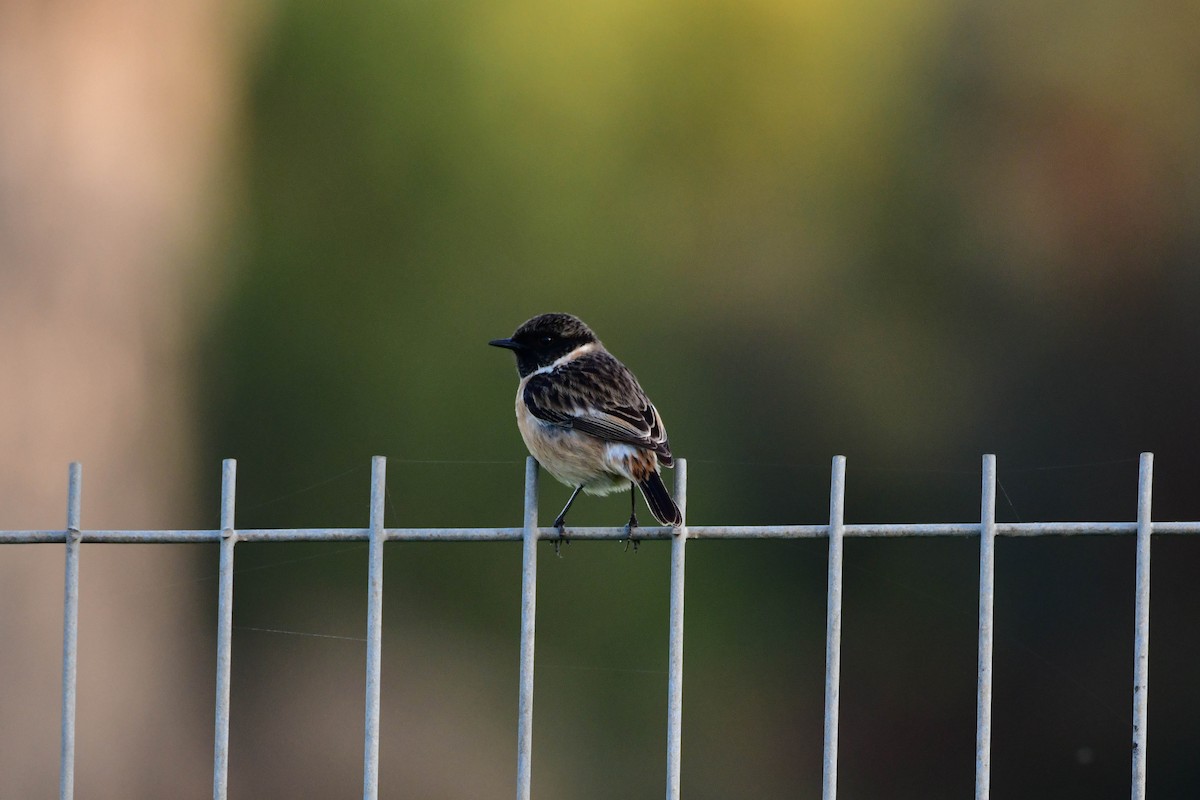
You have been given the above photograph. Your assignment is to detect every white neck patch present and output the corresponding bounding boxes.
[531,341,598,377]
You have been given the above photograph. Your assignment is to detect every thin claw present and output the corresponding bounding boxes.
[554,524,569,558]
[623,515,640,553]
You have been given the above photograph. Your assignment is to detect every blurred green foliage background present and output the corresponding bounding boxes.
[194,0,1199,797]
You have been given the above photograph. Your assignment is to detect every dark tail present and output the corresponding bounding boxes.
[638,472,683,527]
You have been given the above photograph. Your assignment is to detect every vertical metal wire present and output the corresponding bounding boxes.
[59,462,82,800]
[516,457,540,800]
[213,459,237,800]
[975,454,998,800]
[822,456,847,800]
[363,456,387,800]
[665,459,688,800]
[1131,452,1153,800]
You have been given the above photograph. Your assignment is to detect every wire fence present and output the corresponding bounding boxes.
[0,452,1191,800]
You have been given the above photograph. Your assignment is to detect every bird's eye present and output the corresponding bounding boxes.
[540,335,554,345]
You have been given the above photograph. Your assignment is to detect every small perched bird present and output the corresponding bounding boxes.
[490,313,683,544]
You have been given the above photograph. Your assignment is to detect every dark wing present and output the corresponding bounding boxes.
[523,350,673,464]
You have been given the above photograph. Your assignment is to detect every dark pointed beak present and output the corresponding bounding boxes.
[488,337,524,351]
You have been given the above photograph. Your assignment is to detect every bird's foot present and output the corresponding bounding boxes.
[623,514,640,553]
[553,523,570,558]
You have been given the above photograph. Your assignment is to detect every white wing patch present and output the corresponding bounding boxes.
[603,443,644,481]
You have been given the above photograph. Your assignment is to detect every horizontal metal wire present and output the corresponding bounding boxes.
[3,521,1198,545]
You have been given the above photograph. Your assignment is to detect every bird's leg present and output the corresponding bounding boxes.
[552,485,583,557]
[624,482,640,553]
[551,485,583,529]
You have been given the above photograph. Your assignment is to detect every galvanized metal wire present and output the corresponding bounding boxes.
[0,453,1189,798]
[59,463,81,800]
[821,456,846,800]
[1132,454,1153,800]
[213,460,237,800]
[975,455,998,800]
[665,459,688,800]
[516,456,539,800]
[363,456,387,800]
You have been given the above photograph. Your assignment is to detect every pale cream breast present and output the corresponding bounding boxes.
[514,375,659,494]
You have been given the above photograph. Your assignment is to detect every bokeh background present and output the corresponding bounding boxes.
[2,0,1199,797]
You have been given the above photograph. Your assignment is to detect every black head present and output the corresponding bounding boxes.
[489,313,600,377]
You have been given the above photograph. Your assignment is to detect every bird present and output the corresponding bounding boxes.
[489,313,682,548]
